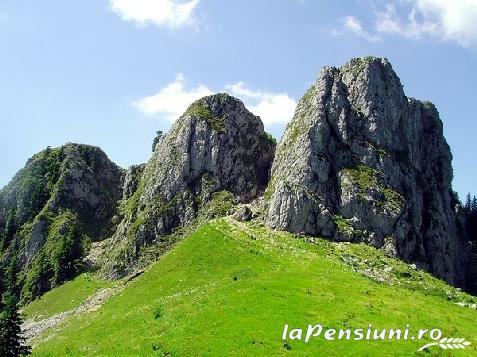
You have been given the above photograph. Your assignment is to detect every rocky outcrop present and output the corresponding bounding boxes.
[122,164,145,200]
[232,206,253,222]
[105,94,275,276]
[1,58,472,297]
[265,57,470,288]
[0,143,124,300]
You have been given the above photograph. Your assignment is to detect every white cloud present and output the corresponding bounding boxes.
[109,0,199,28]
[404,0,477,47]
[336,0,477,48]
[225,82,297,126]
[133,74,212,120]
[134,76,297,126]
[340,16,382,43]
[374,2,465,43]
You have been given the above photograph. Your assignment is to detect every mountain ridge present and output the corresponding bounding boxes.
[0,57,475,306]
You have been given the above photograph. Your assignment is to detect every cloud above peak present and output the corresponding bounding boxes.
[335,0,477,48]
[337,16,382,43]
[133,74,212,121]
[225,82,297,126]
[133,75,297,127]
[109,0,199,28]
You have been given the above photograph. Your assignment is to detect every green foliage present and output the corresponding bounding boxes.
[0,293,31,356]
[341,165,403,214]
[185,101,225,132]
[0,146,65,283]
[119,180,145,219]
[151,131,163,152]
[422,100,435,110]
[342,164,377,191]
[376,148,389,158]
[1,208,16,251]
[1,144,122,304]
[333,215,352,233]
[199,191,237,220]
[262,132,276,147]
[263,178,275,201]
[153,307,163,320]
[20,211,86,303]
[16,147,64,223]
[21,251,52,303]
[30,219,476,356]
[48,213,84,284]
[301,83,317,105]
[464,193,477,243]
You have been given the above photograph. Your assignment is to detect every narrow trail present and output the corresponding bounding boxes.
[21,285,123,344]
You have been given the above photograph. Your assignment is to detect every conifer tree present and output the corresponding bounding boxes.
[465,193,472,212]
[0,293,31,357]
[152,131,163,152]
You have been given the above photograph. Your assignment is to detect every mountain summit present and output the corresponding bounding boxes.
[103,93,276,276]
[1,58,474,303]
[0,144,124,300]
[265,57,470,287]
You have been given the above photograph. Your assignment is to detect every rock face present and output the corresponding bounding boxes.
[105,94,275,275]
[1,58,472,297]
[0,143,124,300]
[265,57,470,288]
[232,206,253,222]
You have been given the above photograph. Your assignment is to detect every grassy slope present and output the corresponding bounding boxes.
[22,273,112,321]
[30,219,476,356]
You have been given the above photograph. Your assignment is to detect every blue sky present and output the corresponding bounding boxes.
[0,0,476,199]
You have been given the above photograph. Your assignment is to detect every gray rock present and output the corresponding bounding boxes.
[105,94,275,276]
[122,164,146,200]
[233,206,253,222]
[0,143,125,299]
[265,57,470,288]
[47,144,125,223]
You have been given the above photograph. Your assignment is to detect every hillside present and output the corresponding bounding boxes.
[25,218,476,356]
[0,144,124,302]
[1,56,476,356]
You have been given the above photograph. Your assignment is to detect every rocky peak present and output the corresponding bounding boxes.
[0,143,124,301]
[105,93,276,276]
[0,143,124,232]
[265,57,469,288]
[145,93,275,203]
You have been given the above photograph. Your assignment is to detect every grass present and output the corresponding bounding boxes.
[21,273,111,321]
[29,219,476,356]
[184,101,225,132]
[341,165,403,214]
[332,215,354,236]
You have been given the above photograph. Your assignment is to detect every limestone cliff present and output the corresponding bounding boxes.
[265,57,470,287]
[104,94,275,276]
[1,58,473,298]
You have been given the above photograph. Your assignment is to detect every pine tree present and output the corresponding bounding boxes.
[465,193,472,213]
[152,131,163,152]
[0,293,31,357]
[467,195,477,244]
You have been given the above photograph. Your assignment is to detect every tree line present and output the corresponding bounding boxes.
[463,193,477,244]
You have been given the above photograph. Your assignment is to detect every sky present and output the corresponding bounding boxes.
[0,0,476,199]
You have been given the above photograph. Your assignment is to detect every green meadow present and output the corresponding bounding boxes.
[28,218,476,356]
